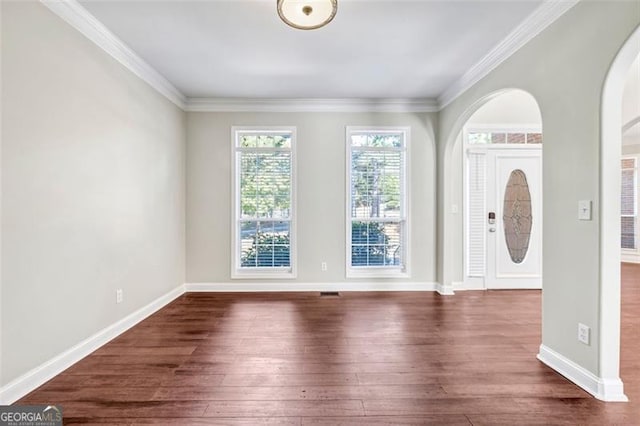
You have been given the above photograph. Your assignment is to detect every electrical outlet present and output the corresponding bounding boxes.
[321,262,328,272]
[116,289,123,304]
[578,323,590,345]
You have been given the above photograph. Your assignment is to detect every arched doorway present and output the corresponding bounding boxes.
[462,90,542,289]
[598,24,640,402]
[441,89,542,293]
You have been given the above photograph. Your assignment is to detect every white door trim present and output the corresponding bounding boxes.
[463,127,542,290]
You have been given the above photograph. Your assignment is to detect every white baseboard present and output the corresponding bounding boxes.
[454,279,542,291]
[0,281,443,404]
[537,344,628,402]
[436,282,455,295]
[185,282,438,292]
[621,253,640,264]
[0,285,186,405]
[454,279,486,291]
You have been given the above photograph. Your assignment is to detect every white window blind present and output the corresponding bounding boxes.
[347,128,408,276]
[621,157,637,250]
[233,129,295,277]
[467,151,487,276]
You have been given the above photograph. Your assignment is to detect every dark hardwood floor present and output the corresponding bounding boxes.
[20,264,640,425]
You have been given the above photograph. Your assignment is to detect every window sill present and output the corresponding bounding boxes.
[346,268,410,279]
[232,269,297,280]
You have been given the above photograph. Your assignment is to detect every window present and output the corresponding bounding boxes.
[467,130,542,145]
[621,157,637,250]
[346,127,409,277]
[232,127,296,278]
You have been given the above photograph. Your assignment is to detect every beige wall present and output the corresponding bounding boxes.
[2,0,638,401]
[1,2,186,385]
[186,112,437,284]
[622,143,640,155]
[438,1,640,376]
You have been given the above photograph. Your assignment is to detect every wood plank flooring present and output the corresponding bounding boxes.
[19,264,640,425]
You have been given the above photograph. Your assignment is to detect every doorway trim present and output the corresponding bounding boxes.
[462,125,543,290]
[441,89,518,294]
[597,24,640,402]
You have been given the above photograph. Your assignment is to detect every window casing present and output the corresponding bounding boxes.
[621,156,637,251]
[346,127,409,278]
[232,127,296,279]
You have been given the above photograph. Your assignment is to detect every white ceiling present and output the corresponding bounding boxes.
[78,0,543,100]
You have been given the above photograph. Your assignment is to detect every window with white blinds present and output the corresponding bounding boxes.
[346,127,409,277]
[232,128,296,278]
[621,157,637,250]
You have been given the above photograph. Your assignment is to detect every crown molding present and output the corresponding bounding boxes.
[186,97,439,113]
[40,0,187,109]
[39,0,578,114]
[438,0,580,109]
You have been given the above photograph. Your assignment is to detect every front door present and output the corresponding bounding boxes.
[466,147,542,289]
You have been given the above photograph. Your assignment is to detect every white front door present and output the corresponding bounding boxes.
[466,148,542,289]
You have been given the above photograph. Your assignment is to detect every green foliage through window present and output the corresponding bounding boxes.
[351,221,400,266]
[241,230,290,267]
[349,130,406,269]
[236,131,293,270]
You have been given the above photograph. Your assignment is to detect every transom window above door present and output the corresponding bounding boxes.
[467,130,542,145]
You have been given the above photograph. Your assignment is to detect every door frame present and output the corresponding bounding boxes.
[462,125,542,290]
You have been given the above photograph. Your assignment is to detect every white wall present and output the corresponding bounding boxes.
[1,2,186,386]
[623,130,640,148]
[438,1,639,380]
[622,54,639,128]
[622,142,640,155]
[187,112,437,285]
[466,89,542,127]
[622,54,640,148]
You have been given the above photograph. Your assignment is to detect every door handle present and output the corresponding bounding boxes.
[488,228,496,233]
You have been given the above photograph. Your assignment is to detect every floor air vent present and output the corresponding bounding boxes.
[320,291,340,297]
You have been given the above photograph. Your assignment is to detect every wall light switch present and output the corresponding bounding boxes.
[578,200,592,221]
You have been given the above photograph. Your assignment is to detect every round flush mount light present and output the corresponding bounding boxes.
[277,0,338,30]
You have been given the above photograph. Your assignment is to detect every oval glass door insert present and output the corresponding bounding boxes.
[503,169,532,264]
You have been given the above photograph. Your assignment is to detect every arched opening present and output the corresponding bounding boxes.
[621,54,640,403]
[441,89,543,293]
[599,24,640,402]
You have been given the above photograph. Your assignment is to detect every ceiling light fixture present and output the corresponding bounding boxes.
[277,0,337,30]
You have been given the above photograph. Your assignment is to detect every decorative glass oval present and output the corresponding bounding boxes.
[503,169,533,264]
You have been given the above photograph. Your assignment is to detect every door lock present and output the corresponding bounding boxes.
[488,212,496,225]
